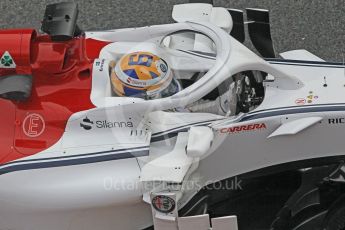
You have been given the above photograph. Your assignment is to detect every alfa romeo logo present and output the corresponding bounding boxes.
[152,195,176,214]
[22,113,45,138]
[1,55,13,67]
[0,51,16,68]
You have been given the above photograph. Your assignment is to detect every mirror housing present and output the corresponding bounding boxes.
[187,126,214,158]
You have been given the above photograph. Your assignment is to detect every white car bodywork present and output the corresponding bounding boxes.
[0,3,344,230]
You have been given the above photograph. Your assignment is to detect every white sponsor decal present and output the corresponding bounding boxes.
[22,113,45,138]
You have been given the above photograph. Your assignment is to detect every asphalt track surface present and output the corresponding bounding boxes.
[0,0,344,61]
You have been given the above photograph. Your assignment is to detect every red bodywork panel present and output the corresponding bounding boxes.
[0,29,110,164]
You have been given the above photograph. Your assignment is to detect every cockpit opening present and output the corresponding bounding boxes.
[93,28,267,116]
[186,70,265,116]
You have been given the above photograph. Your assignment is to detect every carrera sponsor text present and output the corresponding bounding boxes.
[220,123,267,134]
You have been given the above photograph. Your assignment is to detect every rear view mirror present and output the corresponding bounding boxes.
[187,126,214,158]
[0,75,32,101]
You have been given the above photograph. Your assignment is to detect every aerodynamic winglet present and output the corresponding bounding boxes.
[268,117,323,139]
[228,9,245,43]
[246,8,276,58]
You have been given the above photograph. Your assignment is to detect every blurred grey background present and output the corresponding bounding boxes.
[0,0,343,61]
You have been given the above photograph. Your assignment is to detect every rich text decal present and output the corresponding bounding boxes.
[328,118,345,124]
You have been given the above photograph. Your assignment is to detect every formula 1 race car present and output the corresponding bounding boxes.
[0,1,345,230]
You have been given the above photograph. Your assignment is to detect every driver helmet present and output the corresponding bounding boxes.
[111,52,181,99]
